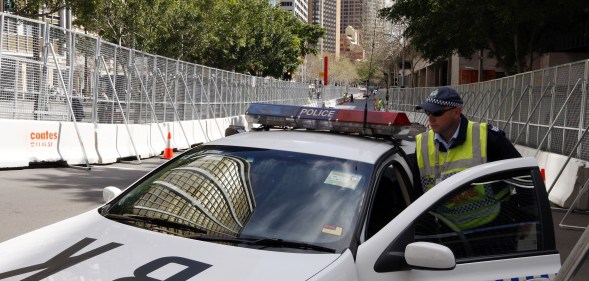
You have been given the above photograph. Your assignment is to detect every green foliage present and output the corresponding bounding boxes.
[356,60,381,83]
[380,0,588,74]
[71,0,325,79]
[10,0,70,18]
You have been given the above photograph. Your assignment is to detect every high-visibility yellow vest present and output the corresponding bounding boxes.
[416,121,507,230]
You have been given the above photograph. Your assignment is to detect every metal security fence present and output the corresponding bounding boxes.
[0,13,345,124]
[385,59,589,162]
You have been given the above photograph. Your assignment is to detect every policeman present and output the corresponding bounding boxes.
[410,87,524,256]
[412,87,521,220]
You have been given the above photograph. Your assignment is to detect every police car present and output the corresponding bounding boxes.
[0,103,560,281]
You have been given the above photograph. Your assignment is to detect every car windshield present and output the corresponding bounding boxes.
[104,145,373,253]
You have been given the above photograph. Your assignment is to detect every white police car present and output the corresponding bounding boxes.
[0,104,560,281]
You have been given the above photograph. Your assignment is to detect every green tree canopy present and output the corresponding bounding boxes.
[8,0,70,18]
[380,0,589,75]
[71,0,324,78]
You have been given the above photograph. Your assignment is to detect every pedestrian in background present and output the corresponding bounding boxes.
[71,90,85,122]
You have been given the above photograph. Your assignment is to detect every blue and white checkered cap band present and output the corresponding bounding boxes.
[425,97,463,108]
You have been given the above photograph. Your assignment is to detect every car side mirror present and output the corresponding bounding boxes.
[405,242,456,270]
[102,186,122,203]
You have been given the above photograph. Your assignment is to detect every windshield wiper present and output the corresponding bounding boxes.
[103,213,206,234]
[187,234,336,253]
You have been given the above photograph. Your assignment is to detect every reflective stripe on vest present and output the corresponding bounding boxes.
[416,121,487,189]
[417,122,502,230]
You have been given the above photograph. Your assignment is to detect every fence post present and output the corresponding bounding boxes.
[92,37,100,123]
[579,61,589,158]
[0,14,5,73]
[67,29,75,122]
[126,48,133,122]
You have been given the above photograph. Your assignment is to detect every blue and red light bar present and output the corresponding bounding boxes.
[245,103,411,137]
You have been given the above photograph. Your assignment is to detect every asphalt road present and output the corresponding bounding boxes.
[0,157,168,242]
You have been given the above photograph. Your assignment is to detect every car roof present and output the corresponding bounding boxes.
[204,130,410,164]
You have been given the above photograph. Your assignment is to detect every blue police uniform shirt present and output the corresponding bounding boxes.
[434,122,461,151]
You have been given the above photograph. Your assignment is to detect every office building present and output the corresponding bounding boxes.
[309,0,340,57]
[276,0,309,23]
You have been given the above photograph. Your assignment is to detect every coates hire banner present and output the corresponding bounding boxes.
[29,130,59,148]
[0,120,62,167]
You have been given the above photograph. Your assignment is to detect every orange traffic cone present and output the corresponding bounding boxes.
[162,131,174,159]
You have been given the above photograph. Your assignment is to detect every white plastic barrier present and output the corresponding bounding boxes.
[192,119,210,144]
[116,124,151,159]
[517,145,589,209]
[149,123,167,157]
[0,119,62,168]
[176,121,194,149]
[58,122,99,165]
[129,124,152,159]
[95,124,120,164]
[204,118,227,141]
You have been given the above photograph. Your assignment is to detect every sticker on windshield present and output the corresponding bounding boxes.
[322,224,343,236]
[324,171,362,189]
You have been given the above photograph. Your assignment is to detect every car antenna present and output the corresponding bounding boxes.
[363,16,379,134]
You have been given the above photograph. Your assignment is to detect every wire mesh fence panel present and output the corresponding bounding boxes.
[236,74,247,115]
[115,46,132,124]
[44,25,74,122]
[551,64,574,154]
[194,66,209,120]
[72,33,97,123]
[560,63,585,157]
[163,58,177,122]
[175,62,189,121]
[152,57,168,122]
[219,70,230,118]
[505,73,531,140]
[127,50,149,124]
[143,54,158,124]
[1,16,42,120]
[531,68,556,150]
[2,15,46,68]
[177,62,192,121]
[208,68,220,118]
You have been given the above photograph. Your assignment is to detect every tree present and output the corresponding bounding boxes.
[380,0,589,75]
[9,0,71,18]
[72,0,180,49]
[330,57,359,86]
[72,0,324,79]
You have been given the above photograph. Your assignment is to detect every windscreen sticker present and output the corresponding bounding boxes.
[324,171,362,189]
[322,224,343,236]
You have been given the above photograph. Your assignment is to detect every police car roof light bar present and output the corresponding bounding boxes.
[245,103,410,137]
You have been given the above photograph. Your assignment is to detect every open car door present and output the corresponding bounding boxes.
[356,157,560,281]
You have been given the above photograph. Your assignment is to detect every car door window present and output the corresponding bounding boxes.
[365,162,412,239]
[413,169,544,260]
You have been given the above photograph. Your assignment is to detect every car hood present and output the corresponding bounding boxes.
[0,210,341,281]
